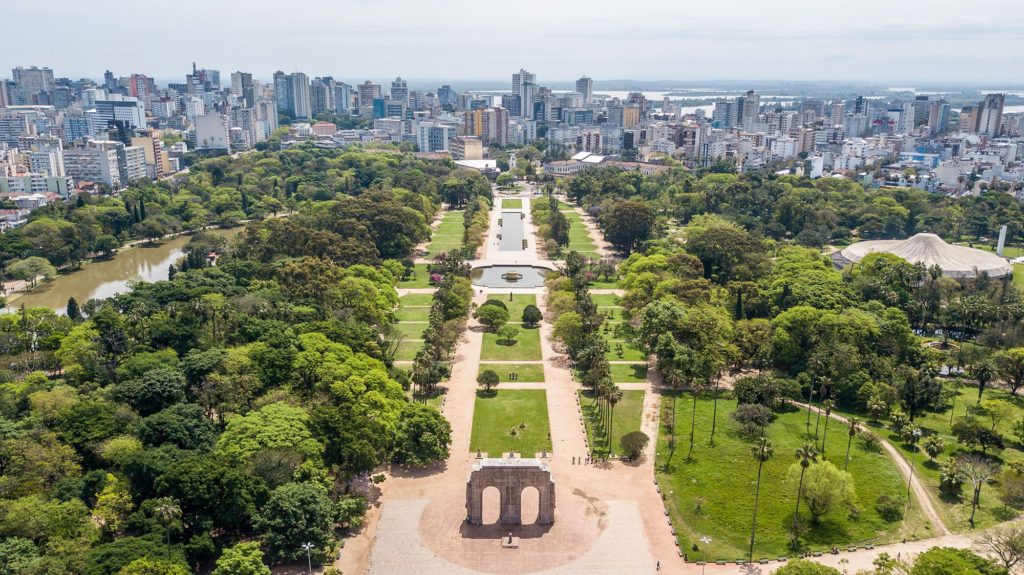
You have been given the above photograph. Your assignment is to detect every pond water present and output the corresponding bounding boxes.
[12,227,241,311]
[470,265,550,288]
[498,211,526,252]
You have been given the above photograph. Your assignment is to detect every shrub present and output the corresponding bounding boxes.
[731,404,773,437]
[522,304,543,327]
[939,457,964,495]
[875,493,904,522]
[859,429,881,452]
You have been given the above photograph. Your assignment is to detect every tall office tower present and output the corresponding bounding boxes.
[273,71,290,112]
[231,71,255,107]
[512,69,536,119]
[390,77,408,104]
[310,77,334,116]
[575,76,593,104]
[0,80,13,108]
[959,105,980,132]
[741,90,760,128]
[437,85,456,110]
[358,81,381,108]
[913,95,930,127]
[978,93,1005,137]
[290,73,311,119]
[829,102,846,126]
[332,82,352,115]
[853,95,868,115]
[104,70,118,92]
[927,100,951,134]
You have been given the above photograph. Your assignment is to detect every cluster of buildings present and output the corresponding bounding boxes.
[2,63,1023,223]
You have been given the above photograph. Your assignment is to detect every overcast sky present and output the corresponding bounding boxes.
[4,0,1023,85]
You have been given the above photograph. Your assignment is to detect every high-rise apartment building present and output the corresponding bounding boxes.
[231,71,255,107]
[310,78,334,117]
[290,73,311,119]
[417,122,454,152]
[11,66,55,105]
[927,101,951,134]
[978,93,1005,137]
[575,76,593,104]
[273,71,290,112]
[332,82,352,115]
[358,81,381,108]
[512,69,536,119]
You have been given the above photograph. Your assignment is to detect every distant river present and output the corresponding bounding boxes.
[11,227,241,311]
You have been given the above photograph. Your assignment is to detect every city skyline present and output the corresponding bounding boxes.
[4,0,1023,83]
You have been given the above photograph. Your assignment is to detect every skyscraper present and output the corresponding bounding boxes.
[231,71,255,107]
[512,69,536,119]
[575,76,593,104]
[913,95,930,127]
[390,77,408,104]
[290,73,311,119]
[273,71,290,112]
[741,90,760,129]
[978,93,1005,137]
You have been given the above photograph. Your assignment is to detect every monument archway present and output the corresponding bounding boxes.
[466,458,555,525]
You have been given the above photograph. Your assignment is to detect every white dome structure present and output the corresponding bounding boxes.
[832,233,1013,279]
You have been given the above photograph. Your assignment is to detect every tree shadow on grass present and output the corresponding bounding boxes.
[476,389,498,399]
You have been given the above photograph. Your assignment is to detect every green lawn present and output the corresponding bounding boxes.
[592,294,621,307]
[657,397,918,561]
[502,198,523,209]
[483,293,536,322]
[589,278,619,289]
[470,390,551,456]
[392,321,428,339]
[562,210,600,256]
[1014,264,1024,291]
[395,306,431,322]
[398,264,433,289]
[424,211,465,256]
[580,390,645,458]
[399,293,434,306]
[478,363,546,383]
[393,339,423,361]
[481,327,543,361]
[600,332,647,361]
[609,363,648,383]
[844,384,1024,532]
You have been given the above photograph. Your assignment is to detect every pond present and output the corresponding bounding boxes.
[498,211,526,252]
[11,227,241,311]
[471,265,550,288]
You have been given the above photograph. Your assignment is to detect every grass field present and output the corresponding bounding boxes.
[580,389,645,458]
[843,384,1024,532]
[561,210,601,258]
[424,210,465,256]
[478,363,546,383]
[501,198,523,209]
[609,363,648,383]
[398,263,433,289]
[592,294,621,307]
[399,293,434,306]
[392,321,428,340]
[395,306,431,322]
[656,397,920,561]
[393,339,423,361]
[481,327,543,361]
[470,389,551,456]
[483,293,536,322]
[1015,263,1024,290]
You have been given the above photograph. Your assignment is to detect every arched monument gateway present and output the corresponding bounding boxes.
[466,458,555,525]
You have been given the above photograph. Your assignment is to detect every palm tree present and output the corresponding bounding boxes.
[608,386,623,452]
[792,443,818,540]
[154,497,181,559]
[971,360,997,404]
[709,372,722,447]
[688,378,702,458]
[844,417,860,471]
[749,436,774,562]
[820,400,835,454]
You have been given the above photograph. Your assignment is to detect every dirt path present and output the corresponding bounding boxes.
[793,401,950,537]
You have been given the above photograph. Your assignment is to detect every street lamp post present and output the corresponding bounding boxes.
[700,535,712,575]
[301,542,314,575]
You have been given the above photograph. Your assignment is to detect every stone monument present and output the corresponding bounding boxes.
[466,458,555,525]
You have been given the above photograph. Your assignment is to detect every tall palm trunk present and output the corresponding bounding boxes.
[710,376,720,446]
[750,457,767,562]
[844,433,853,471]
[688,388,698,458]
[792,467,806,539]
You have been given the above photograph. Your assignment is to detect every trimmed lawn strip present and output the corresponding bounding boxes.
[592,294,621,307]
[470,389,551,456]
[398,263,433,288]
[399,293,434,306]
[483,293,536,321]
[392,321,428,339]
[394,339,423,361]
[579,389,645,458]
[478,363,546,383]
[395,306,431,322]
[609,362,648,383]
[657,397,916,561]
[502,198,523,209]
[481,327,543,361]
